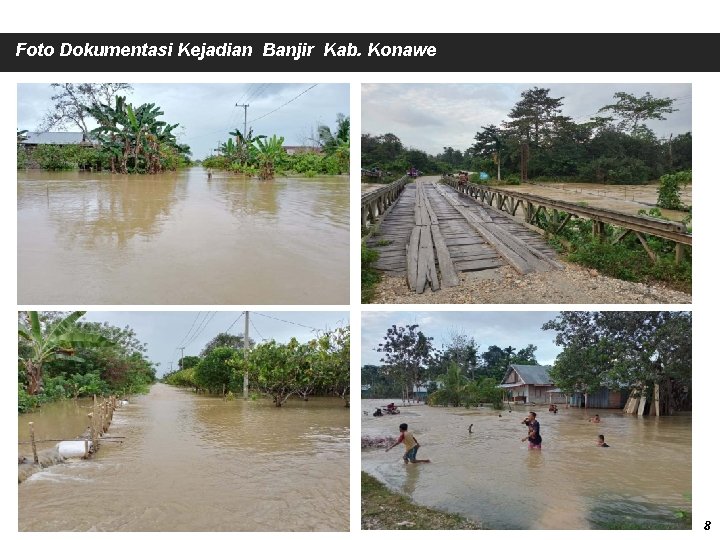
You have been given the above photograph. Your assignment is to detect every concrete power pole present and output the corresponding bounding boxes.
[236,103,250,138]
[178,347,185,370]
[243,311,250,399]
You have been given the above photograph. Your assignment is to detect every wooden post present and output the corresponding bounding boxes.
[89,413,97,452]
[84,439,89,459]
[29,422,39,464]
[675,242,685,264]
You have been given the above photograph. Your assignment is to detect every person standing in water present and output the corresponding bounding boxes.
[521,411,542,449]
[386,423,430,463]
[597,434,610,447]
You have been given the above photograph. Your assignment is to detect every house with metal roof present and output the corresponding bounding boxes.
[21,131,97,147]
[500,364,563,404]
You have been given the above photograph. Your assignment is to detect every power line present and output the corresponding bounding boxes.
[252,312,321,332]
[249,317,265,342]
[225,311,246,334]
[177,312,201,350]
[185,312,217,348]
[248,84,318,124]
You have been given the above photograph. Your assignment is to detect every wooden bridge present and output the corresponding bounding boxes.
[364,176,562,293]
[443,177,692,263]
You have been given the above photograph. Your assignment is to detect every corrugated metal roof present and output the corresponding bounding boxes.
[504,364,553,385]
[22,132,93,145]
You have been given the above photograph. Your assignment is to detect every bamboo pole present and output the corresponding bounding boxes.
[29,422,38,464]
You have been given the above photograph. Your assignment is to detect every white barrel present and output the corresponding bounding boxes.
[56,440,92,458]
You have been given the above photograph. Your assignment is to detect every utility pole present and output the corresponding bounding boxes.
[216,140,222,155]
[178,347,185,370]
[235,103,249,138]
[243,311,250,399]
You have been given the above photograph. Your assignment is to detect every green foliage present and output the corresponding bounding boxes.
[361,241,381,303]
[375,324,434,403]
[578,156,652,184]
[18,383,39,413]
[164,367,197,388]
[194,347,238,394]
[543,312,692,414]
[657,170,691,210]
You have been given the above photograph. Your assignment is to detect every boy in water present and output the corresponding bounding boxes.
[597,434,610,447]
[386,423,430,463]
[521,411,542,449]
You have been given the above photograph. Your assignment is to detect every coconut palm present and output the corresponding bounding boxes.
[18,311,112,395]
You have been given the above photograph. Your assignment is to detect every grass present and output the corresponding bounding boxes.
[361,471,481,530]
[361,241,381,303]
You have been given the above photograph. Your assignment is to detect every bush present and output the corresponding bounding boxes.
[361,241,380,303]
[657,170,691,210]
[579,157,652,184]
[18,383,39,413]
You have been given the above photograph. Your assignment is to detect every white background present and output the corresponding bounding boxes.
[1,2,715,538]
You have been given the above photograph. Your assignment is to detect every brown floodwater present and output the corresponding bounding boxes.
[502,182,691,223]
[17,168,349,304]
[18,384,349,531]
[362,399,691,529]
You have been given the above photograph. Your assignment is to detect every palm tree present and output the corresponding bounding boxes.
[18,311,112,395]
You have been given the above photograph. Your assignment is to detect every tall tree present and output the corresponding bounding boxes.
[598,91,677,134]
[40,83,133,138]
[200,332,255,357]
[505,87,567,146]
[375,324,434,403]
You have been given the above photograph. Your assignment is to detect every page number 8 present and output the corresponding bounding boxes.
[705,521,711,530]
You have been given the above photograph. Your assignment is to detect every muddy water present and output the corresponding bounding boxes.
[502,183,691,222]
[19,384,349,531]
[362,399,691,529]
[17,169,349,304]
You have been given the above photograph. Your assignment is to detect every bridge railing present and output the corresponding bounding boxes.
[442,176,691,262]
[361,176,411,229]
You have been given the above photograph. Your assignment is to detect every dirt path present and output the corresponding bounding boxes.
[370,260,691,304]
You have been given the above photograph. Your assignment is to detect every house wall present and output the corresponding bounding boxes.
[571,388,629,408]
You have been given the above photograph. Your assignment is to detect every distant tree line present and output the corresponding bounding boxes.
[362,88,691,184]
[365,324,541,409]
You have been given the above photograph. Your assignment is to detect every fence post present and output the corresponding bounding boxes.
[29,422,39,464]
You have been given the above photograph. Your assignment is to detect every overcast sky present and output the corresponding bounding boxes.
[80,311,348,376]
[362,83,691,155]
[17,83,349,158]
[362,311,563,366]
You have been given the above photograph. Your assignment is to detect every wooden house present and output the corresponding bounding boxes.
[500,364,561,404]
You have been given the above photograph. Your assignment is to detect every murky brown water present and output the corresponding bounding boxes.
[362,399,691,529]
[502,183,691,222]
[17,168,349,304]
[19,384,349,531]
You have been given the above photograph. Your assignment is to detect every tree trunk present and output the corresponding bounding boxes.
[25,362,43,395]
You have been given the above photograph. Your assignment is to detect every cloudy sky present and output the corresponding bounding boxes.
[80,311,348,376]
[362,83,691,155]
[362,311,563,366]
[17,83,349,158]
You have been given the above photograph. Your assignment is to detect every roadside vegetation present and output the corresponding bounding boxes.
[202,114,349,179]
[18,311,156,413]
[164,326,350,406]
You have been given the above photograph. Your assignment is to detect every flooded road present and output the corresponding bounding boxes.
[362,399,691,529]
[19,384,349,531]
[18,168,349,304]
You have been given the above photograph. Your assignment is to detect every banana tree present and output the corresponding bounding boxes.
[252,135,285,180]
[18,311,113,395]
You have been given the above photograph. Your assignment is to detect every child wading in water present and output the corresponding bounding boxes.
[521,411,542,449]
[597,434,610,447]
[386,423,430,463]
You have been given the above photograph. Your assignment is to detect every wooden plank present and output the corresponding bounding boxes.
[416,225,436,292]
[406,226,420,290]
[431,224,459,287]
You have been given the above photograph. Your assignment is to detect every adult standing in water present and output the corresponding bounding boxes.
[521,411,542,450]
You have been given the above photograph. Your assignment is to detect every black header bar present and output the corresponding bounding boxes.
[3,33,719,72]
